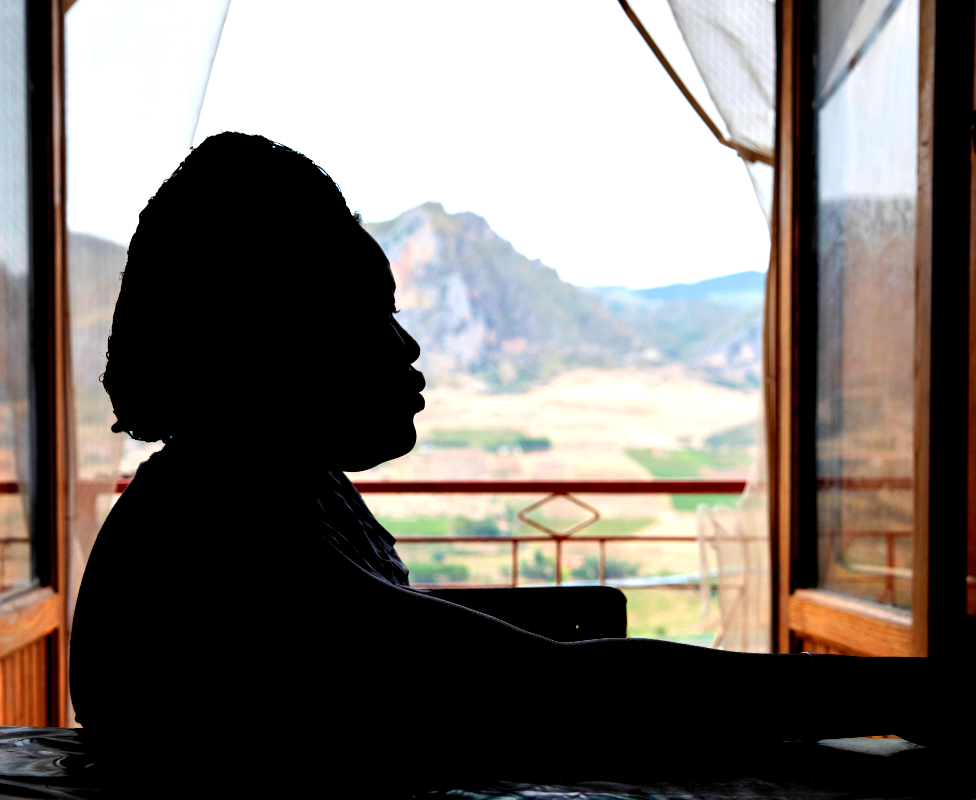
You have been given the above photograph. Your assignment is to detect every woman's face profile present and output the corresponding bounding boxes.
[307,230,425,473]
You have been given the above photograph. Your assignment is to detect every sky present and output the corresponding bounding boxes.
[67,0,770,289]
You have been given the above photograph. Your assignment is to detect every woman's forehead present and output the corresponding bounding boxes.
[332,228,395,313]
[357,227,395,289]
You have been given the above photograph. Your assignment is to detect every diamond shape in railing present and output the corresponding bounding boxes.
[516,492,601,538]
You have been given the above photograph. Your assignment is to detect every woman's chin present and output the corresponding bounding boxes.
[341,425,417,473]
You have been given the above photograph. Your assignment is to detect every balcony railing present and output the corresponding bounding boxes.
[2,477,751,589]
[317,479,746,588]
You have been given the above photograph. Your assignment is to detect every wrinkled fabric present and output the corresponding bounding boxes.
[315,470,409,587]
[0,727,946,800]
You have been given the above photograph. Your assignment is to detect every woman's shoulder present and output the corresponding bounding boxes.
[88,444,248,561]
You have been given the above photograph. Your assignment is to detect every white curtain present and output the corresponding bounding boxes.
[668,0,775,223]
[65,0,231,636]
[665,0,776,652]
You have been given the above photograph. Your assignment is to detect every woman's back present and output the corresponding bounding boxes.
[71,444,302,730]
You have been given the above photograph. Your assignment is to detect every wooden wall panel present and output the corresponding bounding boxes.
[0,636,50,727]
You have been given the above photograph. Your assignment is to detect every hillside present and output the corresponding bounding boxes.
[68,206,765,395]
[68,232,128,479]
[586,283,763,388]
[367,203,764,389]
[632,271,765,305]
[365,203,637,390]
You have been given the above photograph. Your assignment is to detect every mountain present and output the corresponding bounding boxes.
[66,204,765,395]
[632,271,765,307]
[585,283,763,388]
[365,203,636,389]
[68,232,128,478]
[367,203,763,389]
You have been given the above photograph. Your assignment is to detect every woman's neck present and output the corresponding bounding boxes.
[166,435,340,490]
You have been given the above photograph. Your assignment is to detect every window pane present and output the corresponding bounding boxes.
[0,0,36,596]
[815,0,918,608]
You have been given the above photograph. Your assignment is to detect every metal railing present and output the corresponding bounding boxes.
[0,474,948,598]
[12,476,736,589]
[1,476,749,593]
[816,477,914,604]
[329,479,745,588]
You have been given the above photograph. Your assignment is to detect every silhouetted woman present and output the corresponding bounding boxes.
[70,133,939,796]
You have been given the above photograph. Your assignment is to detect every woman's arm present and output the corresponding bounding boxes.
[304,540,931,784]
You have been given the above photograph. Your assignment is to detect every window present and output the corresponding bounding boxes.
[775,0,974,657]
[0,0,68,726]
[0,0,35,598]
[814,0,919,609]
[65,1,773,648]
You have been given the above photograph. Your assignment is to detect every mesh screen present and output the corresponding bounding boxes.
[666,0,775,159]
[0,0,34,596]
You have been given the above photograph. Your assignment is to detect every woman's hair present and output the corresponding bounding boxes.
[103,132,364,442]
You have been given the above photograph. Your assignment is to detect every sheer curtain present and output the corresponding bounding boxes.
[667,0,775,224]
[65,0,230,638]
[664,0,775,652]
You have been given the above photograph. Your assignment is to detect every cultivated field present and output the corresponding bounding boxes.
[364,365,758,475]
[111,366,759,640]
[357,366,759,642]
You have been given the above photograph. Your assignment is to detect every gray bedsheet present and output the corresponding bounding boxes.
[0,726,957,799]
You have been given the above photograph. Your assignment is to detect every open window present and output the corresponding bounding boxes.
[0,0,68,724]
[62,1,774,658]
[772,0,975,656]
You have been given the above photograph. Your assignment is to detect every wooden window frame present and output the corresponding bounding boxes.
[772,0,974,657]
[0,0,69,725]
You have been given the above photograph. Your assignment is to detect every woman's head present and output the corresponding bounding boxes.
[104,132,424,470]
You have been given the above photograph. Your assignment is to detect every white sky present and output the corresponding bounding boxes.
[68,0,770,289]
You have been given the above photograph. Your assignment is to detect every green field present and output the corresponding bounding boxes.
[376,513,657,539]
[625,433,752,513]
[380,510,718,641]
[623,587,718,643]
[624,447,752,478]
[423,428,551,453]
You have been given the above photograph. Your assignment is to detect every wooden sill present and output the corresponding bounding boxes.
[0,587,60,660]
[789,588,913,657]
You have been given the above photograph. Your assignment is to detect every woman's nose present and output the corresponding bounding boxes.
[392,318,421,364]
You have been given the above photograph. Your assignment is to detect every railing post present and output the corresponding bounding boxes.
[599,539,606,585]
[511,540,518,588]
[555,539,562,586]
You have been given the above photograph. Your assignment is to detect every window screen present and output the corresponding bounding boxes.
[814,0,918,609]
